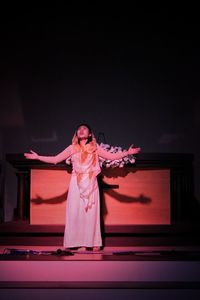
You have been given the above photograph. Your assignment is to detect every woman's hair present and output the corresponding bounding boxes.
[74,123,93,144]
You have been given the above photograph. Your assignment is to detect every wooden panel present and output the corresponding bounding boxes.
[30,168,170,225]
[30,170,71,225]
[101,168,170,225]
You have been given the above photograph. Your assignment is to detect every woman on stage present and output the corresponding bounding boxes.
[24,124,140,251]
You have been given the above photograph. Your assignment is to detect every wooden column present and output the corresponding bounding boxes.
[16,170,30,221]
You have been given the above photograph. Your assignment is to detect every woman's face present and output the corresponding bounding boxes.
[77,125,90,139]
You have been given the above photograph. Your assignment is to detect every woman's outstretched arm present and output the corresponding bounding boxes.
[97,144,141,160]
[24,145,72,164]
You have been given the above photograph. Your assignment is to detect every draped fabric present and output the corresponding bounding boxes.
[63,136,102,248]
[71,140,101,211]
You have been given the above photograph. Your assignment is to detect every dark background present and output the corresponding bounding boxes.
[0,8,200,221]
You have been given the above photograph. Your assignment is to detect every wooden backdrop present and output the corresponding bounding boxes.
[30,168,170,225]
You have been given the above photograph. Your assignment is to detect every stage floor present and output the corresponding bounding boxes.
[1,245,200,261]
[1,245,200,290]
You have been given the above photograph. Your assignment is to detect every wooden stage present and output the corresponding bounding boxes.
[1,245,200,289]
[1,220,200,289]
[1,223,200,299]
[1,153,200,298]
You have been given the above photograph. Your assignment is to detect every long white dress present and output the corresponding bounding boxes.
[63,143,102,248]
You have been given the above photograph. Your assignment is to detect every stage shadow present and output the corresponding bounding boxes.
[31,191,68,205]
[30,167,152,247]
[98,167,152,247]
[98,167,152,209]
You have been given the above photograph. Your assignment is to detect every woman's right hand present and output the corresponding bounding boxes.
[24,150,39,160]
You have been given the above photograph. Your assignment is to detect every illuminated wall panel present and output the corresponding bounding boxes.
[30,168,170,225]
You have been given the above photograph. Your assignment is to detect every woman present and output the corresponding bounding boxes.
[24,124,140,251]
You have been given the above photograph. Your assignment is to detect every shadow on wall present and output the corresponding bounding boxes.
[30,169,151,208]
[31,191,68,205]
[30,167,152,227]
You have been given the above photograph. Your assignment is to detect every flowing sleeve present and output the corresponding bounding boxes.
[38,145,72,164]
[97,144,128,161]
